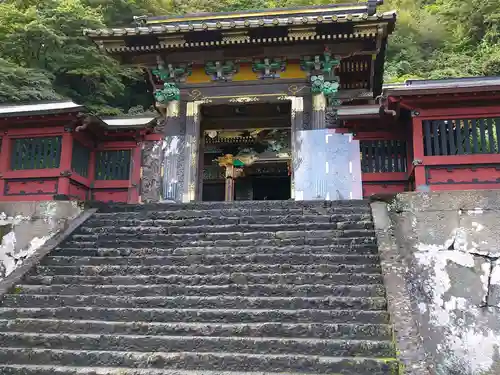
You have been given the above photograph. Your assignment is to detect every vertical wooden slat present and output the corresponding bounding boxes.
[432,121,440,156]
[401,140,407,172]
[472,119,480,153]
[448,120,456,155]
[463,120,471,154]
[439,120,448,156]
[373,141,380,172]
[367,142,373,173]
[495,118,500,153]
[424,120,432,156]
[486,118,495,154]
[455,119,463,154]
[479,118,487,153]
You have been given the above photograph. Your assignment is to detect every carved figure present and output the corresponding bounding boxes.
[154,82,180,104]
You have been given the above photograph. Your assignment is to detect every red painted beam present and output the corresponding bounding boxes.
[6,127,66,137]
[2,169,62,179]
[93,180,130,189]
[0,195,56,202]
[423,154,500,165]
[96,141,138,150]
[70,173,91,188]
[415,106,500,119]
[430,184,500,192]
[362,172,407,182]
[411,117,426,187]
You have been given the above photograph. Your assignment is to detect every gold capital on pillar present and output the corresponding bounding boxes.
[312,93,327,111]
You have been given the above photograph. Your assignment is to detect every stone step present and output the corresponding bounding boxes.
[23,272,384,286]
[34,263,382,276]
[0,332,395,357]
[50,245,379,257]
[95,200,369,210]
[0,319,392,340]
[93,208,371,220]
[76,222,374,235]
[0,307,390,324]
[15,283,386,298]
[0,348,398,374]
[44,253,380,266]
[69,229,375,241]
[2,295,387,311]
[0,365,347,375]
[83,215,373,227]
[63,237,377,249]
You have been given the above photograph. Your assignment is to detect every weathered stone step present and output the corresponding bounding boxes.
[69,229,375,242]
[0,319,392,340]
[50,244,379,257]
[15,283,385,298]
[83,215,372,227]
[93,208,371,221]
[63,236,377,249]
[34,263,382,276]
[45,253,380,266]
[0,332,395,357]
[2,295,387,311]
[77,222,374,235]
[95,199,369,210]
[0,365,331,375]
[23,272,384,286]
[0,348,398,374]
[0,307,390,324]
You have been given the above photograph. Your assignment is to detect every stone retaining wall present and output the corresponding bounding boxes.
[372,190,500,375]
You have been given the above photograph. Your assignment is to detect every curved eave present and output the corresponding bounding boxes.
[0,101,84,118]
[84,11,396,40]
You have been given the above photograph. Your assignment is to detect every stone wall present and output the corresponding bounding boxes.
[0,201,82,281]
[371,190,500,375]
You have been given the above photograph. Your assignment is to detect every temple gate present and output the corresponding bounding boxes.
[85,0,396,202]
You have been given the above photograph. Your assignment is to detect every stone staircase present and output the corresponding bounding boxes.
[0,200,398,374]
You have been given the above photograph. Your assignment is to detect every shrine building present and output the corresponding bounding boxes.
[0,0,498,203]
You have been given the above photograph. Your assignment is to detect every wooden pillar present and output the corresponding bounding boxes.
[224,165,235,202]
[88,149,96,201]
[57,129,73,197]
[311,93,327,130]
[411,116,426,188]
[289,96,304,200]
[129,142,142,203]
[0,135,12,198]
[142,100,183,203]
[183,101,201,203]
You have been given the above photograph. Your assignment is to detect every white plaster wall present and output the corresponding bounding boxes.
[0,201,82,280]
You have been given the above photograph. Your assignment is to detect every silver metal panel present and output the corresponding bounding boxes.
[293,129,362,200]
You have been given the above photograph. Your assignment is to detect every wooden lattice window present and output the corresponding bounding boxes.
[423,118,500,156]
[360,140,408,173]
[11,136,62,170]
[71,141,91,178]
[95,150,131,180]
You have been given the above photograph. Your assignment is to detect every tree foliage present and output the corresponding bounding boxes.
[0,0,498,113]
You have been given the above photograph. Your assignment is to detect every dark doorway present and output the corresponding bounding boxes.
[252,176,291,200]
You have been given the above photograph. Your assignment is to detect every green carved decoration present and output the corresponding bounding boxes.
[252,58,286,79]
[152,63,192,83]
[301,50,340,77]
[154,82,180,104]
[205,61,238,81]
[311,75,340,106]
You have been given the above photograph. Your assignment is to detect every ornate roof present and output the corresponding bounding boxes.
[384,76,500,96]
[84,2,395,53]
[0,100,84,118]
